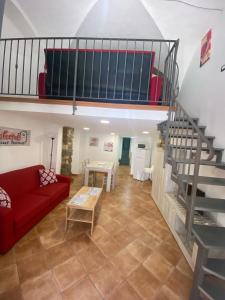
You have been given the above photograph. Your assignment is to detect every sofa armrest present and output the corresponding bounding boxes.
[0,207,14,254]
[56,174,72,185]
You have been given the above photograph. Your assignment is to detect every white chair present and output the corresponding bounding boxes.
[102,164,117,190]
[141,166,154,182]
[82,159,95,186]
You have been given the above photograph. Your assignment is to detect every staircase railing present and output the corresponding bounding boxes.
[164,99,215,240]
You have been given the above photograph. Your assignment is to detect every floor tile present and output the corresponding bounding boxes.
[14,237,43,261]
[0,264,19,294]
[21,271,60,300]
[53,256,86,291]
[45,241,74,269]
[40,228,66,249]
[96,212,112,226]
[126,239,152,262]
[176,257,193,279]
[113,214,133,227]
[155,243,182,266]
[138,231,161,250]
[36,219,57,236]
[76,244,107,273]
[90,262,123,297]
[0,249,15,270]
[153,285,180,300]
[125,221,147,238]
[17,252,49,283]
[135,215,153,230]
[69,233,96,253]
[149,224,170,240]
[107,281,142,300]
[88,225,110,242]
[94,236,123,258]
[127,265,161,299]
[111,248,140,277]
[0,287,23,300]
[102,219,123,235]
[143,252,174,282]
[165,268,193,300]
[62,277,102,300]
[113,229,135,248]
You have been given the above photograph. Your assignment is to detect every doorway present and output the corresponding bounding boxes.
[120,137,131,165]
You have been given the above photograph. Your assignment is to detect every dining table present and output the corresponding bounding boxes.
[84,161,114,192]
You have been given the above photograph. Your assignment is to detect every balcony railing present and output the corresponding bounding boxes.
[0,37,179,113]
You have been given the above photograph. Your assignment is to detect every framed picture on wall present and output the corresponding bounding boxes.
[89,137,99,147]
[200,29,212,67]
[0,127,31,146]
[104,142,113,152]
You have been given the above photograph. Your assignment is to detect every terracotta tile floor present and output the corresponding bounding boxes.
[0,166,193,300]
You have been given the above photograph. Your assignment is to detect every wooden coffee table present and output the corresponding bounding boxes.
[65,186,102,235]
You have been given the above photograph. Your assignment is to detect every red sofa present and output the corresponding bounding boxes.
[0,165,71,254]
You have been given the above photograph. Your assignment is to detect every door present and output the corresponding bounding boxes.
[120,137,131,165]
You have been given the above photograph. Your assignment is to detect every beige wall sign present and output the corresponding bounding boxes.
[0,127,31,146]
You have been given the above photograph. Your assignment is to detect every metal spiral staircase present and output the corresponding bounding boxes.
[158,100,225,300]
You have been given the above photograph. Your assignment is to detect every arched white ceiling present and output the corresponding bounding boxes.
[2,0,37,37]
[76,0,164,39]
[1,0,225,82]
[13,0,98,37]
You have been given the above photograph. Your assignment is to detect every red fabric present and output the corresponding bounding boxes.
[38,72,46,99]
[0,207,14,253]
[0,165,44,201]
[0,187,11,208]
[39,168,58,186]
[149,76,162,105]
[0,165,71,254]
[14,193,50,230]
[56,174,72,184]
[35,182,68,203]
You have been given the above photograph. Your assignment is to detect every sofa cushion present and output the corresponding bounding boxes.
[39,168,58,187]
[34,182,68,202]
[14,193,50,230]
[0,187,11,208]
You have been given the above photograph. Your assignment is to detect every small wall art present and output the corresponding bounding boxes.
[89,137,99,147]
[200,29,212,67]
[0,127,31,146]
[104,142,113,152]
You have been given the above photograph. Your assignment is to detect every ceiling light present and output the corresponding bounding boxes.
[110,132,115,135]
[101,120,110,124]
[83,127,90,131]
[142,131,149,134]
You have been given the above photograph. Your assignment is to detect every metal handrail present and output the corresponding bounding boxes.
[175,100,215,161]
[0,37,178,43]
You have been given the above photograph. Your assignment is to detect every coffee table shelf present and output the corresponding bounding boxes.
[65,186,102,235]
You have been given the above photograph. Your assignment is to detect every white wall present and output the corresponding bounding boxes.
[0,111,62,173]
[179,12,225,151]
[71,130,120,174]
